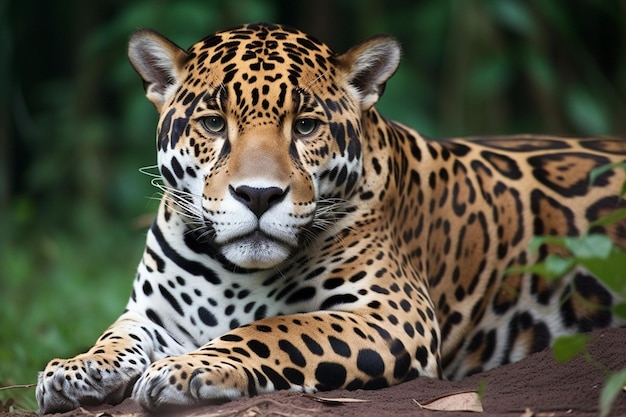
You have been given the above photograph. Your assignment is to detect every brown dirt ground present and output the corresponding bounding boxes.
[5,327,626,417]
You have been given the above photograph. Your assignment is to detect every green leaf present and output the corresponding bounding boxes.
[565,87,610,135]
[600,369,626,417]
[476,379,488,401]
[508,254,574,280]
[589,208,626,229]
[504,263,544,277]
[577,247,626,295]
[564,234,613,260]
[589,162,626,186]
[491,0,536,35]
[528,235,567,252]
[523,48,556,93]
[552,334,590,363]
[543,254,576,279]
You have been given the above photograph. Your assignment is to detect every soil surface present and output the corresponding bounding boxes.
[6,328,626,417]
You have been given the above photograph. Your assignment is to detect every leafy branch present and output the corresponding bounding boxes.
[513,163,626,417]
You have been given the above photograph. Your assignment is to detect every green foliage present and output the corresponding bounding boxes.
[551,334,590,364]
[590,163,626,197]
[527,234,626,299]
[551,331,625,417]
[0,209,148,411]
[516,164,626,417]
[601,370,626,417]
[523,232,626,416]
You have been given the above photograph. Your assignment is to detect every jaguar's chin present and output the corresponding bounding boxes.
[220,231,293,270]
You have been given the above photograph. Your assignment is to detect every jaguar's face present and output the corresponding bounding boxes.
[128,23,400,269]
[162,80,336,270]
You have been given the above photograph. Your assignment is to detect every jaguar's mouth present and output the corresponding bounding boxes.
[219,229,295,270]
[225,229,273,244]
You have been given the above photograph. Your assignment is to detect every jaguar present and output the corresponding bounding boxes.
[37,23,626,413]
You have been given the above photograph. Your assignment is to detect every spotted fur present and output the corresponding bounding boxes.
[37,23,625,413]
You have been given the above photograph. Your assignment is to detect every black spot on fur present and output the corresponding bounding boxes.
[315,362,347,390]
[357,349,385,377]
[279,339,307,367]
[247,340,270,358]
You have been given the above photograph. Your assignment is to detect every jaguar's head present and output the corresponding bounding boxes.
[128,23,400,270]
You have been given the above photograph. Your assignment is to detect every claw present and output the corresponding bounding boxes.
[86,360,103,381]
[148,382,164,405]
[52,373,64,392]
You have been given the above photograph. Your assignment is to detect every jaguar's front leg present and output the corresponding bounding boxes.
[36,311,185,414]
[133,310,441,411]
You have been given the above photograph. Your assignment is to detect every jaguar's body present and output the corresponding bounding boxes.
[37,23,626,413]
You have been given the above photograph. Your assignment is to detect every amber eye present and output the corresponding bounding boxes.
[200,116,226,133]
[293,118,319,136]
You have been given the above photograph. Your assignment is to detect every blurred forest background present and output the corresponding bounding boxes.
[1,0,625,411]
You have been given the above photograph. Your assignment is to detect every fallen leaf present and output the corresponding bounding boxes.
[414,391,483,412]
[239,408,261,417]
[302,394,371,405]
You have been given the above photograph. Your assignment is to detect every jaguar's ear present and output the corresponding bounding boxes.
[337,35,401,111]
[128,29,188,112]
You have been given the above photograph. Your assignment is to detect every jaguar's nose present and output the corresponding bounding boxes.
[230,185,287,218]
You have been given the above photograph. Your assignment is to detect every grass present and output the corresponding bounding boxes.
[0,209,149,412]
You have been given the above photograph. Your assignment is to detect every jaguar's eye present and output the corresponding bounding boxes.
[200,116,226,134]
[293,118,319,137]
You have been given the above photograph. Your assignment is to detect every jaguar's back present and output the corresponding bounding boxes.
[405,134,626,376]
